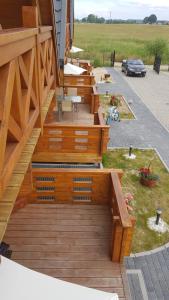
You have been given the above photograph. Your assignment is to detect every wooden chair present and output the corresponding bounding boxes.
[62,100,74,121]
[67,87,77,96]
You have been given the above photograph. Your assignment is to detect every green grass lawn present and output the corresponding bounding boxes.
[103,149,169,253]
[74,23,169,66]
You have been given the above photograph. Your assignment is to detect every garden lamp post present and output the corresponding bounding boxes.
[129,145,133,157]
[155,208,162,225]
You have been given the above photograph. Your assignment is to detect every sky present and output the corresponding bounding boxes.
[75,0,169,20]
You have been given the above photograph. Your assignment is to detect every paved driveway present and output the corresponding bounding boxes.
[120,68,169,131]
[97,68,169,170]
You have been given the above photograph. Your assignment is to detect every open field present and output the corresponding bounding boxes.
[103,149,169,253]
[74,23,169,66]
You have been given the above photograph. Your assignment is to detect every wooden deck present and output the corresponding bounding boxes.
[46,103,94,125]
[4,203,126,300]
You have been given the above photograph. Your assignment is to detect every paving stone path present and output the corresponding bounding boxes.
[97,68,169,170]
[125,245,169,300]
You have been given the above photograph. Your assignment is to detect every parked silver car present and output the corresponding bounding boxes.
[122,59,146,77]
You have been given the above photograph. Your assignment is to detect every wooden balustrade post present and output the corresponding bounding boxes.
[120,217,136,262]
[112,216,123,262]
[100,128,105,156]
[91,94,95,114]
[94,94,100,113]
[91,76,95,85]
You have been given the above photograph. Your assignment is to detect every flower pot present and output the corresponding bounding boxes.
[140,177,157,188]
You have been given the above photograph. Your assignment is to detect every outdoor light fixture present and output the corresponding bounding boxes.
[129,145,133,157]
[155,208,162,225]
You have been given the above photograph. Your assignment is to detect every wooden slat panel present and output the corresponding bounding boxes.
[31,169,122,205]
[64,75,95,86]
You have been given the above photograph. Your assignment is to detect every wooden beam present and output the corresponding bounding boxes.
[22,6,38,28]
[32,0,42,26]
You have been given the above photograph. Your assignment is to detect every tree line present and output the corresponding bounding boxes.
[75,14,168,25]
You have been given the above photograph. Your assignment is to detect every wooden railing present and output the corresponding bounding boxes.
[21,167,135,261]
[0,26,56,198]
[31,169,122,204]
[64,74,95,86]
[111,173,136,263]
[38,26,56,107]
[79,61,93,74]
[33,122,109,163]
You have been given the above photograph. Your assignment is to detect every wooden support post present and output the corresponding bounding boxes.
[112,216,123,262]
[32,0,42,26]
[112,216,136,263]
[120,217,136,262]
[100,128,105,156]
[22,6,38,28]
[91,76,95,85]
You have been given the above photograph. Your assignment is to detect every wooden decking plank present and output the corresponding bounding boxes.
[32,268,121,278]
[10,213,110,220]
[13,260,120,270]
[26,203,109,209]
[5,230,111,239]
[3,203,126,298]
[12,251,110,261]
[8,218,111,226]
[9,244,110,253]
[6,224,111,232]
[5,230,110,239]
[5,237,109,246]
[15,207,109,215]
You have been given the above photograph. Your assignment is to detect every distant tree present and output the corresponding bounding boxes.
[106,19,113,24]
[96,17,105,24]
[81,17,87,23]
[143,16,149,24]
[143,14,157,24]
[87,14,97,23]
[149,14,157,24]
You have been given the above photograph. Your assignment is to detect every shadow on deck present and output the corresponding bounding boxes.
[4,203,126,300]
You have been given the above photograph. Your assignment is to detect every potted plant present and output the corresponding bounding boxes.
[139,167,159,187]
[110,95,121,107]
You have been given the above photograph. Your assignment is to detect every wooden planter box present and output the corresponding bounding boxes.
[140,177,157,188]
